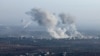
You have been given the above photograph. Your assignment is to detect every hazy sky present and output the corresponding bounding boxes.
[0,0,100,30]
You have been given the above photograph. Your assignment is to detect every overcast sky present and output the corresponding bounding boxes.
[0,0,100,30]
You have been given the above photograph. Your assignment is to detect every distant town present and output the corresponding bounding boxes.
[0,25,100,56]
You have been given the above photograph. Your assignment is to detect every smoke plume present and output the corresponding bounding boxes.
[59,13,84,39]
[25,8,84,39]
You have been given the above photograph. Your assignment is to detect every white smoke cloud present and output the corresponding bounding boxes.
[25,8,87,39]
[59,13,84,39]
[26,8,68,39]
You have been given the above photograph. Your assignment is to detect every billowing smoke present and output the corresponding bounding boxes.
[59,13,84,39]
[25,8,84,39]
[26,8,68,39]
[59,13,74,24]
